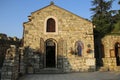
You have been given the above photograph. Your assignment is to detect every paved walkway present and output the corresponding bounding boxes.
[19,71,120,80]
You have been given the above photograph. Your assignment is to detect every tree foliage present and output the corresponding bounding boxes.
[91,0,114,37]
[112,6,120,33]
[113,20,120,33]
[111,0,120,33]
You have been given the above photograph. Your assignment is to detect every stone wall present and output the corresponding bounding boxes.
[101,35,120,71]
[19,47,26,75]
[0,33,21,68]
[1,45,19,80]
[17,47,45,74]
[22,47,42,74]
[63,53,95,72]
[102,35,120,57]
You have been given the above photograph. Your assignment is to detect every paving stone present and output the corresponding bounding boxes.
[18,72,120,80]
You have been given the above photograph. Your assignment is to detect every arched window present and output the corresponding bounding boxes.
[75,41,84,56]
[46,18,55,32]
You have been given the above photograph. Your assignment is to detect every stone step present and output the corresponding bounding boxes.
[34,68,64,74]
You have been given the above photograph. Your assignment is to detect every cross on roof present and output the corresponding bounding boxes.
[50,1,54,5]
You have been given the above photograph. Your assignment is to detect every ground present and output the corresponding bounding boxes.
[19,71,120,80]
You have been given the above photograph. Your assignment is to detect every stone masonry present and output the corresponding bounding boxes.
[101,35,120,71]
[23,3,95,73]
[0,33,21,68]
[1,45,19,80]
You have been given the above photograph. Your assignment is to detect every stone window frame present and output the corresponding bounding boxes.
[44,16,58,35]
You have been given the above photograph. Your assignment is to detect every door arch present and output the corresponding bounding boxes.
[45,39,56,68]
[115,42,120,66]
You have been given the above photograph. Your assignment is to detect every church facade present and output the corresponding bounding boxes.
[23,3,95,72]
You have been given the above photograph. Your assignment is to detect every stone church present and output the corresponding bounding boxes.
[23,2,95,72]
[1,2,120,80]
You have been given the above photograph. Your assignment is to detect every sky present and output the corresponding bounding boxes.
[0,0,119,38]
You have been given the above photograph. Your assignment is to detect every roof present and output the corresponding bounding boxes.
[31,2,92,23]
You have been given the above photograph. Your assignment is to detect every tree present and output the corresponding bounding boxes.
[112,0,120,33]
[113,21,120,33]
[91,0,114,37]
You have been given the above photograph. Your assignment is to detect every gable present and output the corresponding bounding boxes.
[24,4,94,33]
[30,4,92,25]
[24,3,94,36]
[23,3,94,52]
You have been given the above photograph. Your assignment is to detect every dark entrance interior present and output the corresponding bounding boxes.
[46,40,56,68]
[115,43,120,66]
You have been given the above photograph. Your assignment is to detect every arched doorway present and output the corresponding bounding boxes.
[115,42,120,66]
[46,39,56,68]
